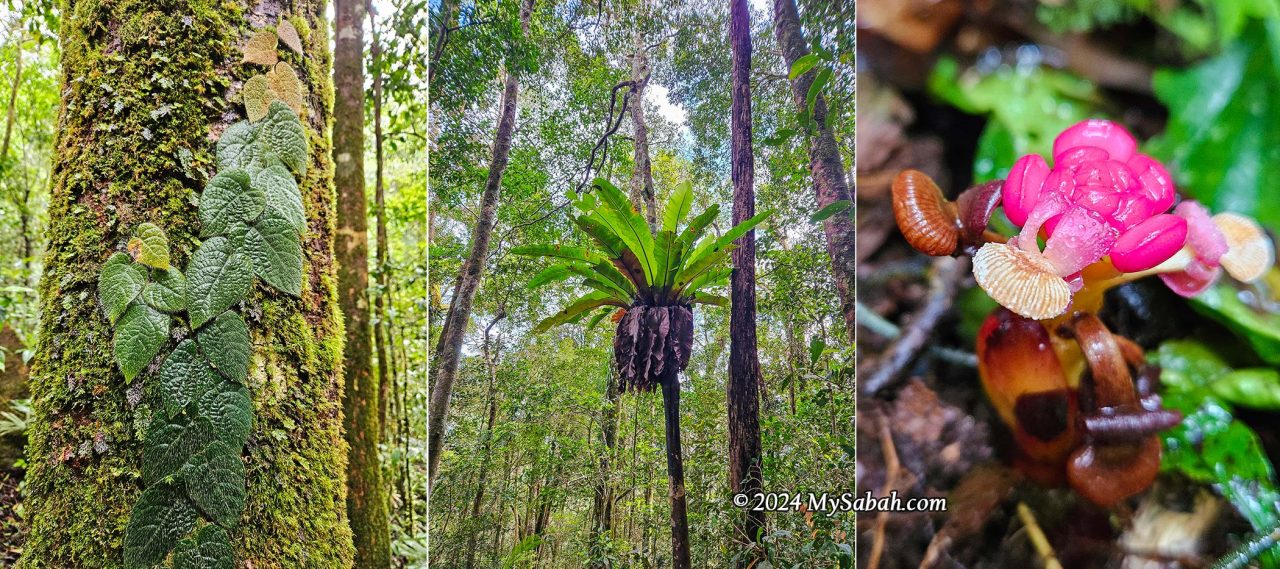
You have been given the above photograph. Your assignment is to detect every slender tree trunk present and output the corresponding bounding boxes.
[660,372,691,569]
[464,318,502,569]
[727,0,766,562]
[428,0,534,489]
[589,369,620,568]
[334,0,392,565]
[772,0,856,344]
[1,39,20,162]
[628,31,656,230]
[19,2,354,566]
[369,0,393,445]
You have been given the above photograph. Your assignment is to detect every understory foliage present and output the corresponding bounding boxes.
[97,28,308,566]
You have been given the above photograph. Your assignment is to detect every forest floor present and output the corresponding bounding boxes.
[0,469,24,564]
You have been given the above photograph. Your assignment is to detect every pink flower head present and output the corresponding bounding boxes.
[1002,120,1186,283]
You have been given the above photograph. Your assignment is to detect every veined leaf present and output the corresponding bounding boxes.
[173,525,235,569]
[590,178,657,285]
[131,223,171,270]
[811,199,852,223]
[674,246,735,295]
[142,267,188,313]
[788,53,820,80]
[198,312,252,384]
[143,415,215,486]
[570,214,624,258]
[653,231,677,292]
[244,214,304,296]
[533,291,629,333]
[197,380,254,448]
[527,264,579,290]
[807,67,833,118]
[200,170,264,238]
[216,121,261,172]
[186,237,254,329]
[681,266,730,298]
[680,209,772,281]
[182,441,246,527]
[123,482,197,568]
[677,204,720,251]
[585,308,612,331]
[253,163,306,233]
[662,181,693,233]
[156,340,218,419]
[690,292,729,307]
[114,304,170,382]
[99,252,146,325]
[259,101,308,176]
[588,259,638,298]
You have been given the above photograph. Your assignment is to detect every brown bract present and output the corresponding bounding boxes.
[892,169,960,256]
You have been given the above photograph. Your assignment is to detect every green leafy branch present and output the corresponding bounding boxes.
[97,22,309,569]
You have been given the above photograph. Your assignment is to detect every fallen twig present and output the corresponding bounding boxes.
[867,413,901,569]
[1017,502,1064,569]
[860,255,970,396]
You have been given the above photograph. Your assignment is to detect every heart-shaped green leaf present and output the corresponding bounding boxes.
[173,525,235,569]
[130,223,171,270]
[199,170,265,238]
[156,340,218,419]
[252,163,306,233]
[197,312,251,383]
[99,252,146,325]
[259,101,308,176]
[142,267,188,313]
[216,121,261,172]
[186,237,254,329]
[114,304,170,382]
[182,441,246,527]
[196,380,253,448]
[143,415,215,486]
[245,214,303,296]
[123,482,197,568]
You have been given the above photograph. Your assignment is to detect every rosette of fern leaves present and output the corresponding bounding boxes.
[515,177,771,392]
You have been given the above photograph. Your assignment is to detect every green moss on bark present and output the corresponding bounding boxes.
[19,1,353,567]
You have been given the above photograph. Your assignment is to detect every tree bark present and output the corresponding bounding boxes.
[464,316,503,569]
[1,39,21,162]
[334,0,392,565]
[588,368,620,568]
[628,31,656,230]
[428,0,535,489]
[369,0,392,446]
[20,1,354,566]
[772,0,856,344]
[727,0,766,563]
[661,372,691,569]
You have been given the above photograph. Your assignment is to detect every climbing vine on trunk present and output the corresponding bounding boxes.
[96,25,308,569]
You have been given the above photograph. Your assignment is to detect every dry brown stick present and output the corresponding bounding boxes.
[860,255,970,396]
[867,413,901,569]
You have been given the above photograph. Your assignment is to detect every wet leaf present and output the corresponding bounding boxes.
[197,312,251,383]
[114,303,170,382]
[186,237,254,329]
[99,252,145,325]
[123,482,197,568]
[1210,369,1280,410]
[1190,285,1280,366]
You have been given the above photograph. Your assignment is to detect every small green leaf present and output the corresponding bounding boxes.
[201,170,265,238]
[788,53,820,80]
[141,268,188,313]
[259,102,308,176]
[99,252,146,325]
[197,312,251,383]
[197,380,253,448]
[216,121,261,172]
[809,336,826,364]
[245,214,304,295]
[810,200,852,223]
[806,67,833,118]
[186,237,254,329]
[131,223,171,270]
[123,482,198,568]
[156,340,218,419]
[182,441,246,527]
[1190,285,1280,366]
[1210,369,1280,410]
[173,525,235,569]
[242,74,274,122]
[143,416,214,486]
[114,304,170,382]
[253,160,307,233]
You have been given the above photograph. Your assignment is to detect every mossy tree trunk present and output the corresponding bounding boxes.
[19,1,354,567]
[333,0,391,565]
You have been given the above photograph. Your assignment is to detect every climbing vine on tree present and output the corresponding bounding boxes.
[95,22,308,568]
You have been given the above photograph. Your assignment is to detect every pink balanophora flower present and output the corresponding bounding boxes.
[973,119,1274,319]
